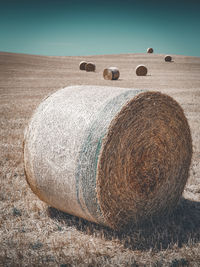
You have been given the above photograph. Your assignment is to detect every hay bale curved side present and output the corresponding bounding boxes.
[103,67,120,80]
[136,65,148,76]
[24,85,192,230]
[85,62,96,72]
[79,61,87,70]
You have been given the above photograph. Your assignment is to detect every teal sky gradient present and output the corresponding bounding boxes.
[0,0,200,56]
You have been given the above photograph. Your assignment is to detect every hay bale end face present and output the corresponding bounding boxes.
[136,65,148,76]
[85,62,96,72]
[165,55,172,62]
[103,67,120,80]
[147,48,154,53]
[79,61,87,70]
[24,85,192,230]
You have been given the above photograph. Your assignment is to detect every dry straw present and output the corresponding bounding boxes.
[24,85,192,230]
[147,48,154,53]
[103,67,120,80]
[136,65,148,76]
[79,61,87,70]
[85,62,96,72]
[165,55,172,62]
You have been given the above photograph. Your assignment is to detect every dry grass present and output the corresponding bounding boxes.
[0,52,200,266]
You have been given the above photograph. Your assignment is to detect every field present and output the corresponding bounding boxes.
[0,51,200,266]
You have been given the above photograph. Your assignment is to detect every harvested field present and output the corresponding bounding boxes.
[0,52,200,266]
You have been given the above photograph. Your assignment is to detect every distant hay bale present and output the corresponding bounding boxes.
[24,85,192,230]
[165,55,172,62]
[79,61,87,70]
[136,65,148,76]
[85,62,96,72]
[147,48,154,53]
[103,67,120,80]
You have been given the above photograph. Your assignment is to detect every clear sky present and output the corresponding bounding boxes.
[0,0,200,57]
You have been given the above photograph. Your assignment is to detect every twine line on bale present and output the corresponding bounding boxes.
[165,55,172,62]
[79,61,87,70]
[147,48,154,53]
[136,65,148,76]
[103,67,120,80]
[85,62,96,72]
[24,85,192,230]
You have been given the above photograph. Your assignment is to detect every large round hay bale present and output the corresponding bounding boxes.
[79,61,87,70]
[165,55,172,62]
[85,62,96,72]
[147,47,154,53]
[136,65,148,76]
[103,67,120,80]
[24,85,192,230]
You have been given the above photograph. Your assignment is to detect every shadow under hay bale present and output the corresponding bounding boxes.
[165,55,172,62]
[48,198,200,251]
[136,65,148,76]
[147,48,154,53]
[85,62,96,72]
[103,67,120,80]
[24,85,192,231]
[79,61,87,70]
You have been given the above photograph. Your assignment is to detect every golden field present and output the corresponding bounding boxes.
[0,52,200,266]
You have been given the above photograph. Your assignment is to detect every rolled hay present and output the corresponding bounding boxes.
[24,85,192,230]
[147,47,154,53]
[165,55,172,62]
[79,61,87,70]
[136,65,148,76]
[85,62,96,72]
[103,67,120,80]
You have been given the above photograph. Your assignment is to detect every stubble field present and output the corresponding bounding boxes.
[0,51,200,266]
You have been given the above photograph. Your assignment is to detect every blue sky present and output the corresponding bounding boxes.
[0,0,200,56]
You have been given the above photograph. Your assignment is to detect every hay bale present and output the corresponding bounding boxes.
[103,67,120,80]
[24,85,192,230]
[165,55,172,62]
[147,48,154,53]
[136,65,148,76]
[79,61,87,70]
[85,62,96,72]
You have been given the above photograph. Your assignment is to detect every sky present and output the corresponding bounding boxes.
[0,0,200,57]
